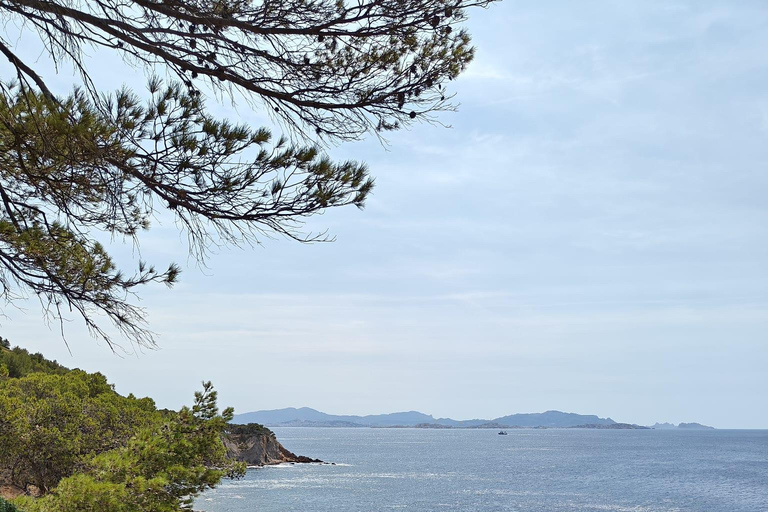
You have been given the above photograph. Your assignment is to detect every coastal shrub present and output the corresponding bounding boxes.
[0,346,68,378]
[225,423,275,438]
[1,344,244,511]
[0,370,161,493]
[13,382,245,512]
[0,498,21,512]
[14,475,129,512]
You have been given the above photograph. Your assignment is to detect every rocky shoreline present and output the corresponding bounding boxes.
[223,423,324,466]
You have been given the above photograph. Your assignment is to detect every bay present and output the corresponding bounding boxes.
[197,428,768,511]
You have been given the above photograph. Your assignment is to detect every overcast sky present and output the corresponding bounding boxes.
[2,0,767,428]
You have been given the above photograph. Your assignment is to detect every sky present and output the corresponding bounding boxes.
[2,0,767,428]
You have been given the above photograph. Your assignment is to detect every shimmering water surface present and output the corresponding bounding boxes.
[197,428,768,511]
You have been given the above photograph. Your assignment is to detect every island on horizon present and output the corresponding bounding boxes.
[233,407,716,430]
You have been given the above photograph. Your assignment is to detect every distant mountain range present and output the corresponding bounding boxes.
[232,408,705,429]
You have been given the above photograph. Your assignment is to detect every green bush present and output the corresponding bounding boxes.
[8,382,245,512]
[0,345,68,378]
[1,343,244,511]
[225,422,275,438]
[0,497,22,512]
[0,370,161,493]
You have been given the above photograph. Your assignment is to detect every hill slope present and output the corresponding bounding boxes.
[234,408,435,427]
[233,408,617,428]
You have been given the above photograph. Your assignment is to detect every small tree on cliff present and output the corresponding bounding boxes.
[0,0,495,348]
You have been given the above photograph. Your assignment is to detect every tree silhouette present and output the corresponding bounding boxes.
[0,0,494,348]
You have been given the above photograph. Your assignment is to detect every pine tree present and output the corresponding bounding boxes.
[0,0,495,348]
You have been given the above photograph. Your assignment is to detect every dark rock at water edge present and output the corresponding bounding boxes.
[223,423,322,466]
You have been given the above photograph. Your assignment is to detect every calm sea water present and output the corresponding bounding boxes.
[197,428,768,512]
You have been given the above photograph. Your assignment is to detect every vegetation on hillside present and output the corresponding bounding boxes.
[0,340,245,511]
[0,344,69,379]
[224,423,276,438]
[0,497,21,512]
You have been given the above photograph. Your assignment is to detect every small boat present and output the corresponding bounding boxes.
[498,430,508,435]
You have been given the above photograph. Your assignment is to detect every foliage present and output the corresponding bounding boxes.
[13,382,245,512]
[1,0,492,140]
[0,369,161,494]
[0,0,493,348]
[1,344,244,511]
[0,346,68,379]
[224,422,275,438]
[0,81,372,348]
[0,497,22,512]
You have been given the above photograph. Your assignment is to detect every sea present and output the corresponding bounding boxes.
[196,427,768,512]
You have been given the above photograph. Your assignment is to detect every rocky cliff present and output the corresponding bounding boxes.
[223,424,322,466]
